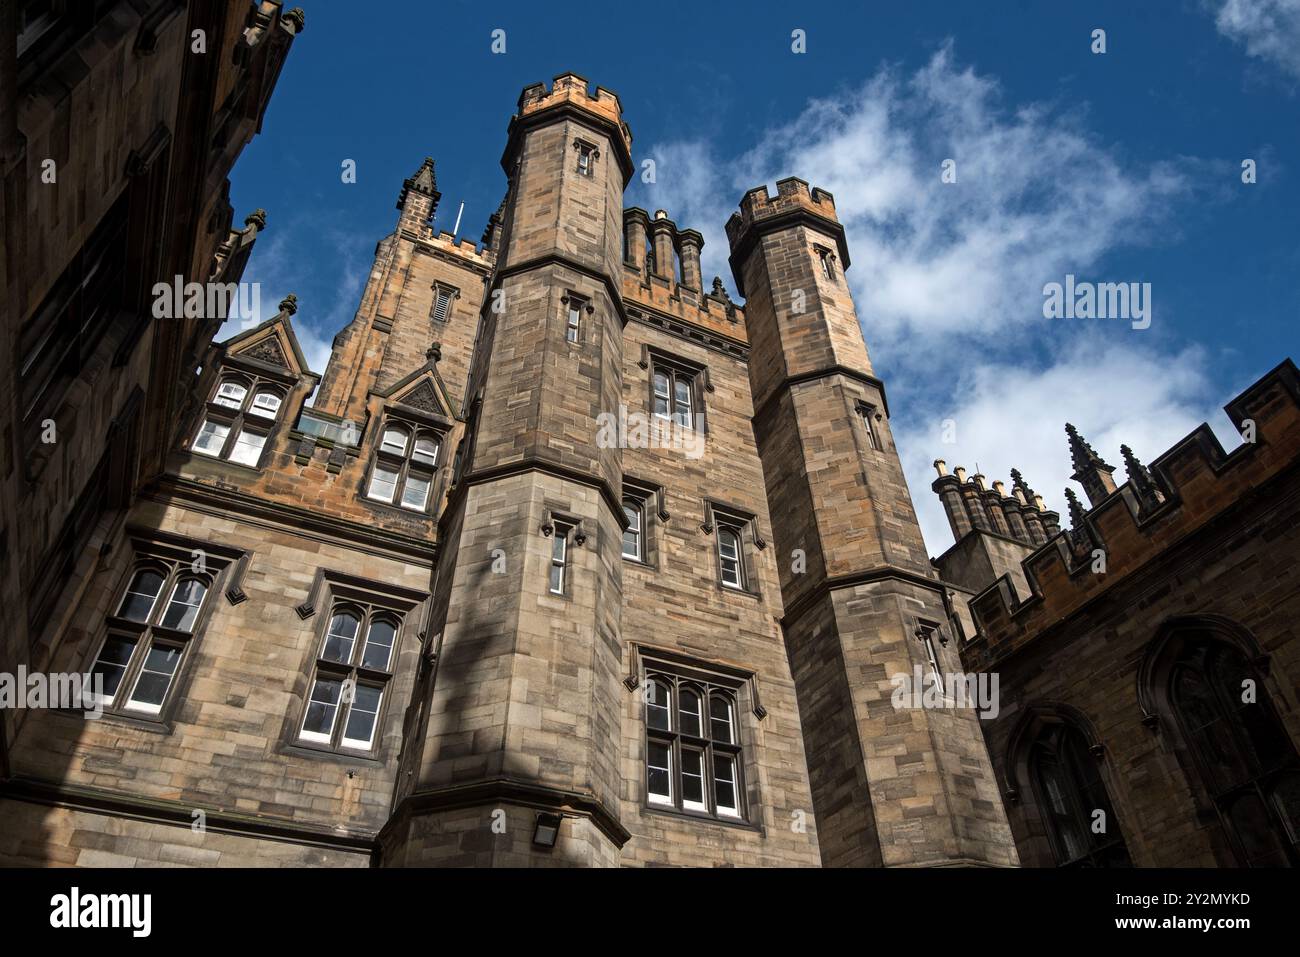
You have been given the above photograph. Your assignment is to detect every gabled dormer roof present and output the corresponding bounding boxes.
[219,294,319,380]
[371,346,458,422]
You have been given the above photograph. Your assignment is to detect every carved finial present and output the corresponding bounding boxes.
[1064,487,1088,531]
[244,208,267,231]
[1066,423,1113,473]
[278,293,298,316]
[1121,444,1165,511]
[396,157,440,212]
[427,342,443,364]
[1066,423,1118,506]
[281,7,306,32]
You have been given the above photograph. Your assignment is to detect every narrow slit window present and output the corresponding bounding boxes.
[622,499,642,561]
[717,526,744,590]
[549,522,571,595]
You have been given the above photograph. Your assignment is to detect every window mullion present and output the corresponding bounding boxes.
[115,627,155,711]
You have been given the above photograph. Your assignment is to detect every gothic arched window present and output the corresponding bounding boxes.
[1170,639,1299,866]
[1029,723,1131,867]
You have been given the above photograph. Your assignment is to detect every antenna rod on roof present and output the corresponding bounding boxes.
[452,201,464,238]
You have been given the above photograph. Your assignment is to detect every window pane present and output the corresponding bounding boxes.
[249,390,282,418]
[646,680,670,731]
[160,578,207,631]
[679,688,702,737]
[647,741,672,804]
[719,529,742,588]
[214,381,247,408]
[367,465,399,502]
[622,502,641,559]
[361,619,396,670]
[673,377,692,425]
[193,419,230,456]
[118,569,164,621]
[714,754,739,814]
[652,372,670,416]
[682,748,706,809]
[228,429,266,466]
[412,436,440,465]
[710,694,733,743]
[400,473,431,511]
[342,685,383,749]
[301,677,343,742]
[550,525,568,595]
[381,428,408,456]
[124,644,182,714]
[90,635,137,702]
[324,612,360,663]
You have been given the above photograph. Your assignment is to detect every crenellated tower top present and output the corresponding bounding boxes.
[503,72,633,182]
[724,177,849,296]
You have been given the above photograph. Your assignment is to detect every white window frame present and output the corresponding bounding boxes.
[717,525,744,590]
[549,522,571,595]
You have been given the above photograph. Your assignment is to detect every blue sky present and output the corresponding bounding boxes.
[226,0,1299,555]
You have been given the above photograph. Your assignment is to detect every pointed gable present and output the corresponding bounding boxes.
[396,379,442,415]
[374,350,458,423]
[233,334,290,369]
[218,294,318,379]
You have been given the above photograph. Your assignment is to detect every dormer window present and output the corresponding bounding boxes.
[215,381,248,408]
[380,427,408,457]
[249,389,283,419]
[365,419,442,514]
[192,373,285,469]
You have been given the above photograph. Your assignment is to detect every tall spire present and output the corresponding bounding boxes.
[1065,423,1117,507]
[1010,468,1037,503]
[1063,486,1098,556]
[395,156,440,228]
[1121,444,1166,512]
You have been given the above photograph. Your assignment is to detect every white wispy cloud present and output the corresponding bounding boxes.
[632,44,1236,556]
[895,337,1244,557]
[1212,0,1300,80]
[217,215,372,392]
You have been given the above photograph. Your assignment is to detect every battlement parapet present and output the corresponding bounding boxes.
[510,72,633,166]
[961,359,1300,670]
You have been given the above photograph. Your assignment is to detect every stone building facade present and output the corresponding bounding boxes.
[935,362,1300,867]
[0,0,302,859]
[1,49,1295,867]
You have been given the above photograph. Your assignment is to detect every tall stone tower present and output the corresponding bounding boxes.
[381,76,632,865]
[726,179,1017,866]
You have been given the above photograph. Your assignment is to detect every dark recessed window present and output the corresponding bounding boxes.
[1170,638,1300,866]
[817,246,836,280]
[858,404,880,451]
[1030,723,1132,868]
